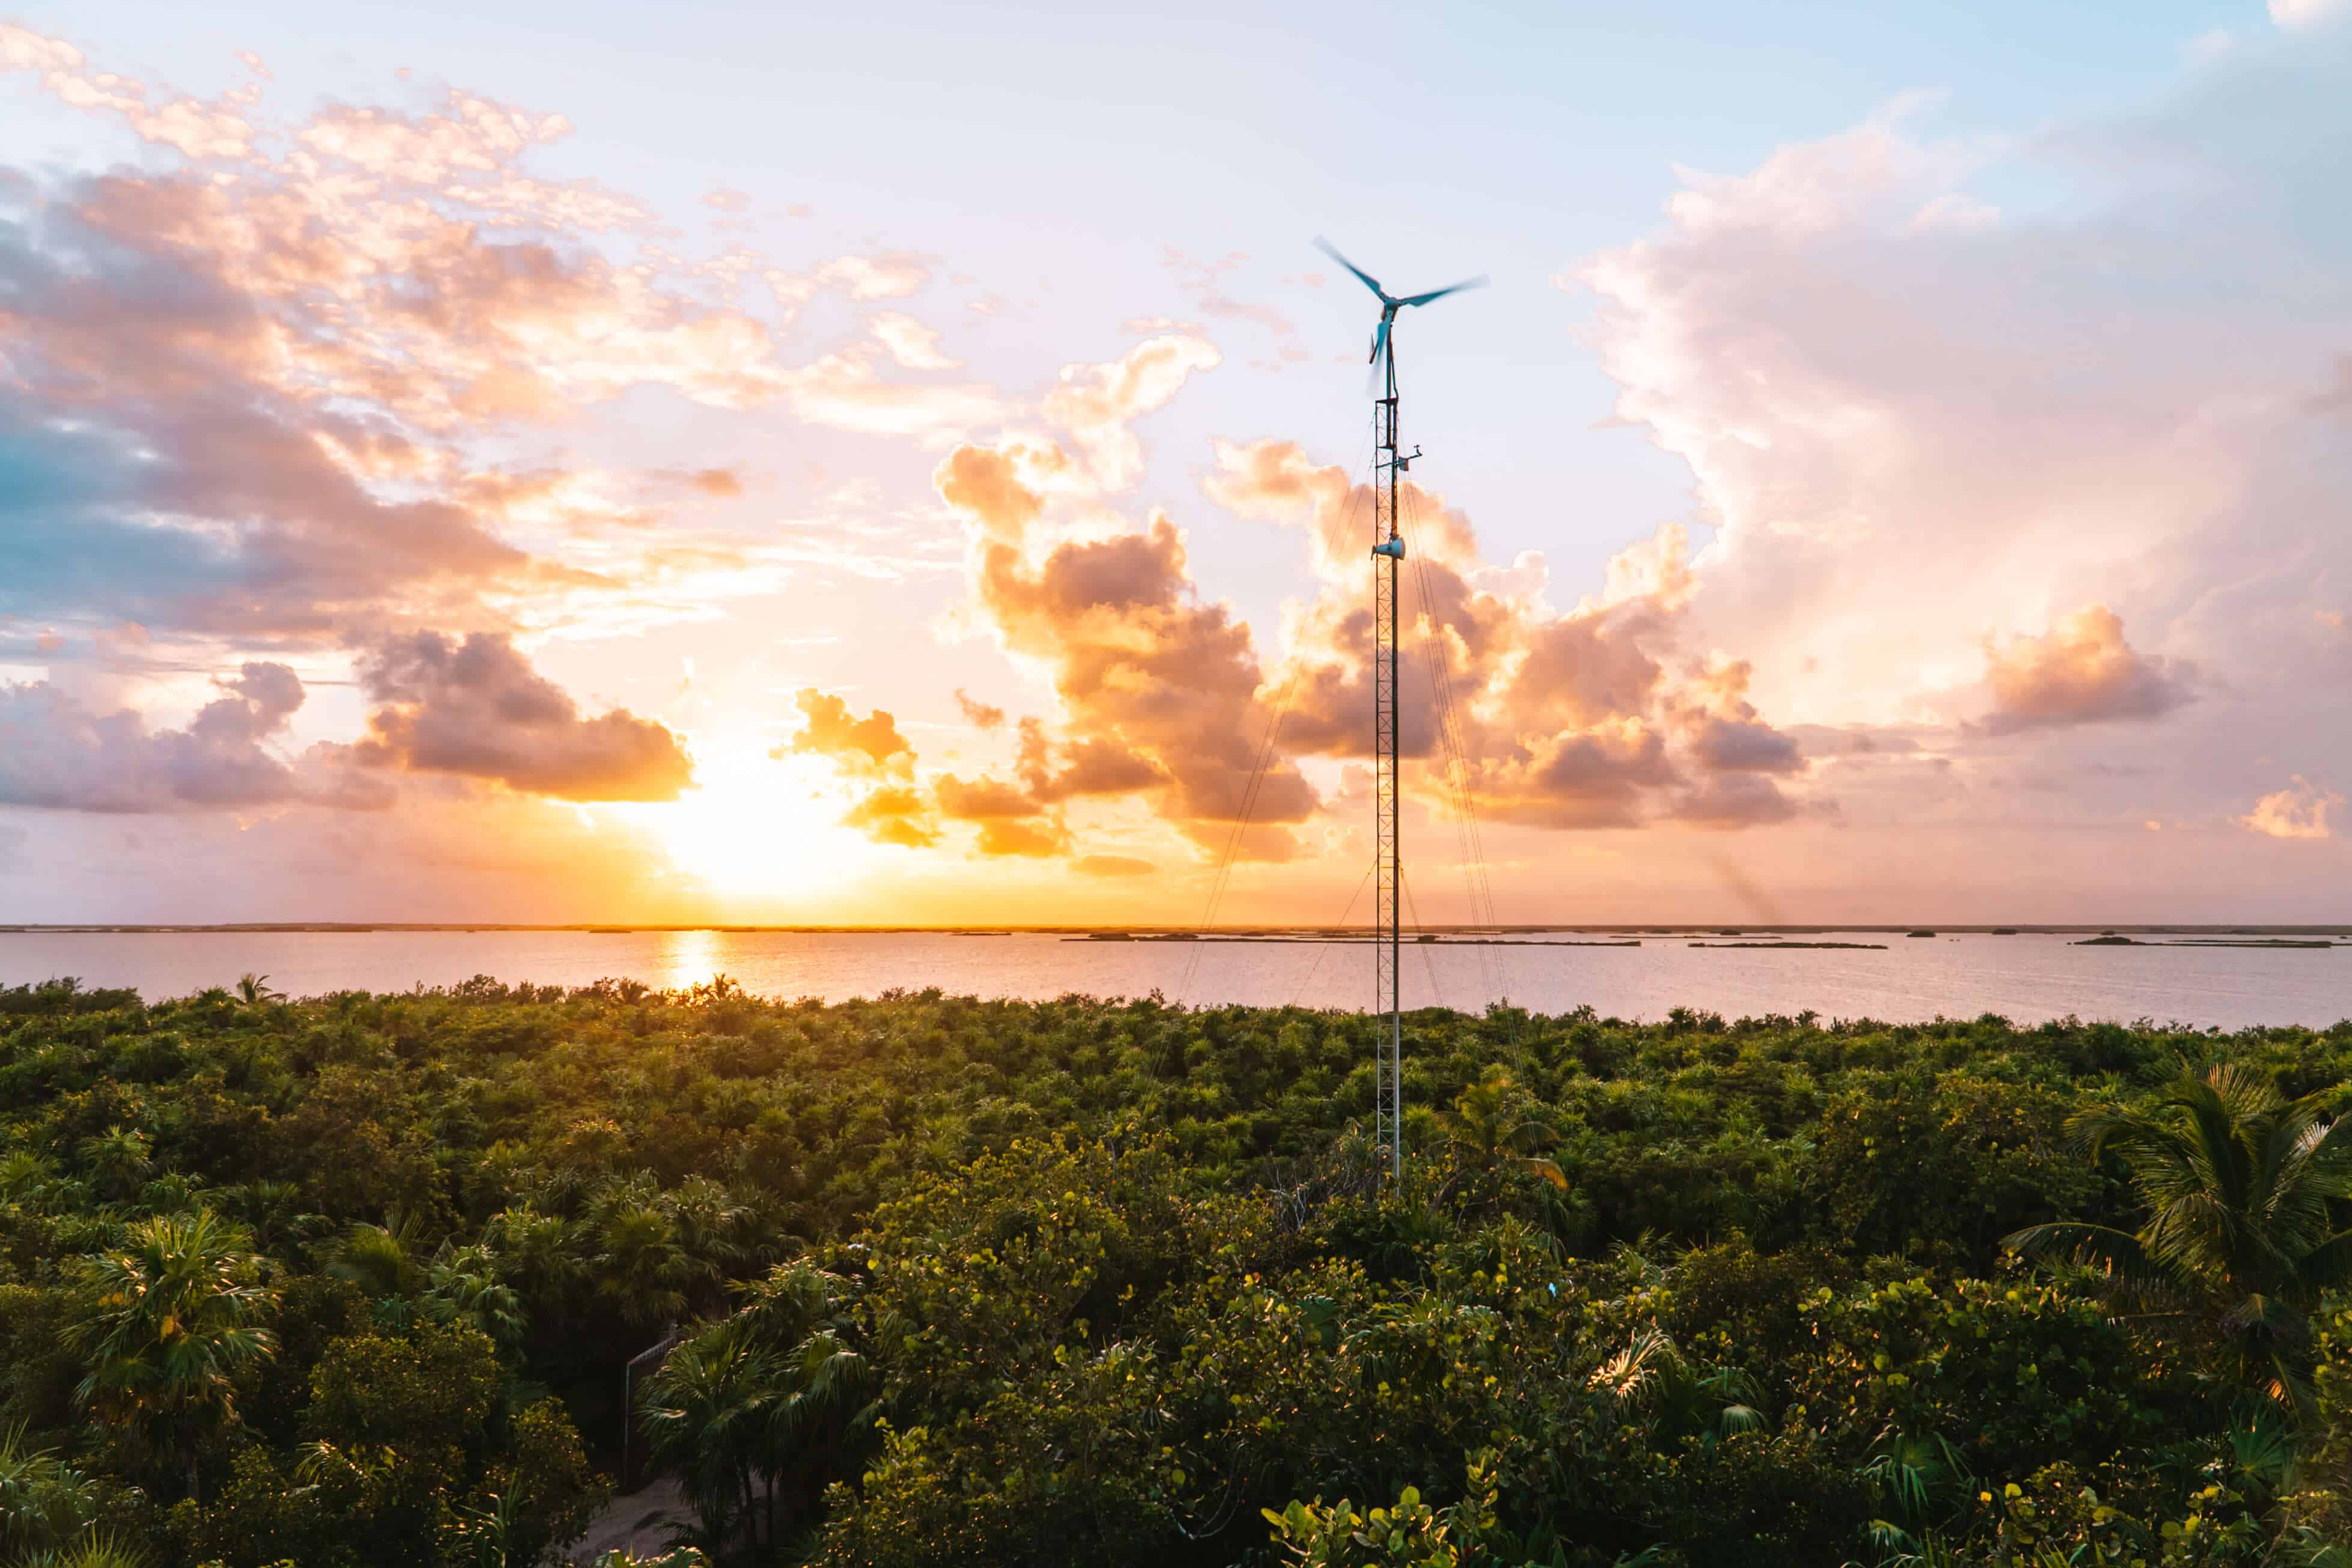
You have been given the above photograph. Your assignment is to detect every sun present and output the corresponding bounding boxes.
[634,741,881,899]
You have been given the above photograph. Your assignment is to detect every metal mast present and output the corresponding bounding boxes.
[1372,333,1406,1181]
[1317,239,1483,1186]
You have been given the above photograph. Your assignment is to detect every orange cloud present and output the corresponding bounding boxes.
[940,441,1316,861]
[840,785,939,848]
[954,689,1005,730]
[1074,853,1156,877]
[1205,439,1807,831]
[0,23,257,159]
[783,688,917,779]
[1980,606,2190,733]
[2240,776,2341,840]
[780,690,946,848]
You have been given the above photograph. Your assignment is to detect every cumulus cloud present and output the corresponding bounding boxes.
[1563,47,2352,866]
[2240,777,2341,839]
[1042,333,1222,489]
[931,767,1070,857]
[839,785,940,848]
[1979,606,2191,733]
[933,773,1041,819]
[781,689,943,848]
[782,688,916,778]
[1203,439,1808,831]
[0,663,390,812]
[939,441,1317,860]
[355,632,694,801]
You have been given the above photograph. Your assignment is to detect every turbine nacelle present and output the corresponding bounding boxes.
[1315,237,1486,367]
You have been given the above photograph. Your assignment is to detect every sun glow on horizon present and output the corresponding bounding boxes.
[631,741,881,900]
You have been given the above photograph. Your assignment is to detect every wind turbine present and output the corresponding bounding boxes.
[1316,237,1484,1184]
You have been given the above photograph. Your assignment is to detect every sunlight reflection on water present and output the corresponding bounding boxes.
[655,928,722,993]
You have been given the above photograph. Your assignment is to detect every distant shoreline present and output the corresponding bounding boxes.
[5,923,2350,937]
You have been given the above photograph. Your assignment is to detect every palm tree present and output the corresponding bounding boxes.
[1588,1325,1764,1451]
[589,1178,712,1330]
[64,1207,279,1500]
[425,1241,527,1350]
[78,1129,152,1204]
[2006,1063,2352,1412]
[328,1216,427,1331]
[639,1318,778,1549]
[734,1261,878,1541]
[233,973,282,1009]
[0,1423,107,1558]
[756,1325,878,1539]
[1438,1069,1567,1214]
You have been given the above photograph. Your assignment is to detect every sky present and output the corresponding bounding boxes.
[2,1,2349,926]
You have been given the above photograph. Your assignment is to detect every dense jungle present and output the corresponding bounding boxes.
[5,973,2352,1567]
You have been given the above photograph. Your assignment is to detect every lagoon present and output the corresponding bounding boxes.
[5,926,2351,1030]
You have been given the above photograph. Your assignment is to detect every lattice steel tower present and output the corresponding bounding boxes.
[1316,238,1483,1183]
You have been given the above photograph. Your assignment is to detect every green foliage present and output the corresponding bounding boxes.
[63,1208,278,1499]
[3,981,2352,1564]
[2007,1063,2352,1410]
[1795,1273,2171,1486]
[1263,1453,1504,1567]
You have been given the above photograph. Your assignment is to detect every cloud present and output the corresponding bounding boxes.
[973,818,1070,857]
[782,687,917,778]
[932,768,1070,857]
[780,348,1003,438]
[1162,248,1299,340]
[1979,606,2191,733]
[1203,439,1806,831]
[1673,773,1804,828]
[1015,719,1164,801]
[782,689,943,847]
[954,689,1005,730]
[1565,51,2352,858]
[702,186,751,212]
[1041,333,1222,489]
[2240,776,2341,839]
[2270,0,2347,28]
[0,663,390,812]
[933,773,1040,819]
[840,785,940,848]
[1074,853,1155,877]
[0,25,979,651]
[939,441,1317,860]
[869,311,960,370]
[355,632,694,801]
[777,253,934,304]
[0,23,257,160]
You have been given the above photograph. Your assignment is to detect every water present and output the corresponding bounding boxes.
[4,929,2350,1029]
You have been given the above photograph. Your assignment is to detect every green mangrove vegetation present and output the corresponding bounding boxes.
[5,973,2352,1565]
